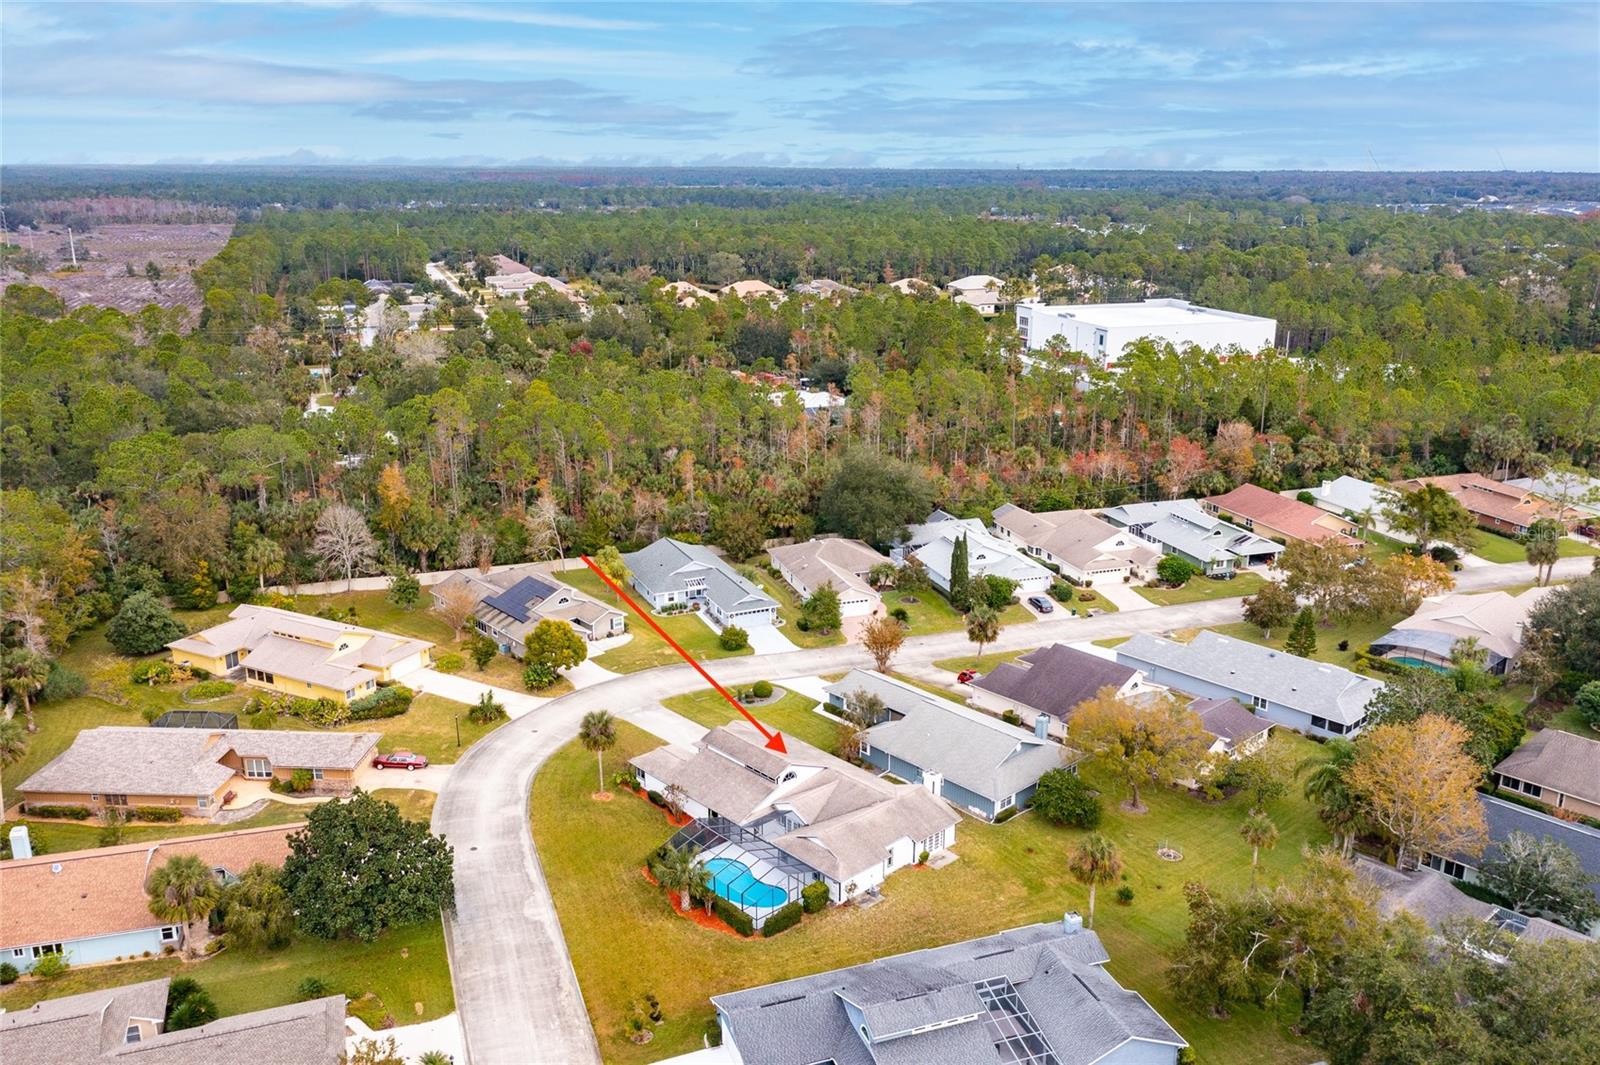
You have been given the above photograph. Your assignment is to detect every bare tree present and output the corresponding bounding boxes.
[311,503,378,593]
[524,495,565,561]
[432,581,479,641]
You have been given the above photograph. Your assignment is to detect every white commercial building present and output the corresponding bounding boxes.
[1014,298,1277,367]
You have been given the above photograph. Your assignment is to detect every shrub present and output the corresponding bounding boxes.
[106,592,187,655]
[760,900,804,937]
[795,616,811,632]
[290,768,314,793]
[1337,639,1350,652]
[468,691,507,724]
[467,633,498,670]
[1429,544,1460,564]
[801,880,831,914]
[522,660,559,691]
[646,790,665,807]
[38,662,87,704]
[296,976,332,1001]
[165,977,218,1031]
[918,850,930,864]
[889,606,910,624]
[131,659,176,685]
[132,806,183,823]
[612,771,637,792]
[30,952,69,980]
[432,652,465,674]
[719,626,749,651]
[994,807,1020,823]
[26,804,91,820]
[711,896,754,936]
[287,697,349,727]
[0,962,17,985]
[386,571,421,608]
[249,706,279,729]
[1001,709,1022,726]
[141,705,164,723]
[187,680,236,700]
[1029,769,1102,827]
[1575,681,1600,731]
[349,684,414,721]
[751,680,774,699]
[1116,885,1135,905]
[1296,490,1317,505]
[1048,579,1074,603]
[1157,556,1199,586]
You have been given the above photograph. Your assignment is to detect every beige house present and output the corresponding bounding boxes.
[1370,587,1554,675]
[719,279,783,302]
[663,279,718,306]
[1493,730,1600,820]
[18,726,379,817]
[991,503,1160,584]
[168,605,432,705]
[769,537,890,618]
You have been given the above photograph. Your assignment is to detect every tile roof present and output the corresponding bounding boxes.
[1398,473,1576,528]
[713,919,1183,1065]
[991,504,1161,572]
[1507,473,1600,518]
[623,538,777,615]
[20,727,379,798]
[830,670,1072,804]
[769,538,888,599]
[971,644,1138,720]
[1204,483,1361,545]
[1494,729,1600,806]
[0,825,296,947]
[1116,631,1383,727]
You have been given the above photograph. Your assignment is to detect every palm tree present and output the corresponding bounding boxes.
[0,649,50,733]
[579,710,617,795]
[1239,811,1279,889]
[1067,832,1123,928]
[1524,518,1564,586]
[1297,739,1360,858]
[243,537,286,592]
[0,718,28,816]
[650,844,711,912]
[965,604,1000,665]
[146,854,220,957]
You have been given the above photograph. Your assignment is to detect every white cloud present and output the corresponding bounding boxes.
[366,1,656,32]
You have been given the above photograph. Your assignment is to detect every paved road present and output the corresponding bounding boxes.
[433,555,1591,1064]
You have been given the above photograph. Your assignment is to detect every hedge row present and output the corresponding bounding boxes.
[760,901,804,937]
[132,806,182,823]
[711,896,755,937]
[349,684,415,721]
[26,805,91,820]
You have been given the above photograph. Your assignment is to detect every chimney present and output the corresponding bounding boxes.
[1062,911,1083,935]
[1034,713,1050,740]
[8,824,32,860]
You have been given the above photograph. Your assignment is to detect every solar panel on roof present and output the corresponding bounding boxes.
[480,575,557,623]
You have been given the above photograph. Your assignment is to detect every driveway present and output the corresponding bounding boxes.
[744,620,799,655]
[1092,581,1157,612]
[410,668,549,720]
[433,554,1573,1064]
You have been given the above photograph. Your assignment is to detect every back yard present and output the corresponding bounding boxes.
[531,722,1326,1065]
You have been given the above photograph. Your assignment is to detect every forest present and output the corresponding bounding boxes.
[3,172,1599,666]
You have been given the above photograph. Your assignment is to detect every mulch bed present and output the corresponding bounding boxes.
[626,786,691,827]
[640,866,744,937]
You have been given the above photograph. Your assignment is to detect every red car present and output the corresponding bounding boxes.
[372,751,429,771]
[956,669,978,684]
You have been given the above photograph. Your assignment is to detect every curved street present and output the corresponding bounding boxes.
[431,555,1591,1064]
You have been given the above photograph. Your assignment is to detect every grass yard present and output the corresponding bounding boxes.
[533,723,1324,1065]
[1135,570,1266,607]
[557,568,754,673]
[745,561,845,649]
[1546,704,1600,742]
[661,688,839,751]
[0,919,453,1025]
[1212,612,1403,673]
[283,590,457,645]
[369,787,438,823]
[1465,531,1598,564]
[886,588,1033,636]
[932,648,1029,674]
[272,692,493,763]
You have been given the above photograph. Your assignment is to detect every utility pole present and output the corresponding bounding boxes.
[67,227,78,268]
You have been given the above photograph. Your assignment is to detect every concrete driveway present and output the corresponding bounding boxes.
[409,668,549,720]
[744,620,799,655]
[1092,581,1157,612]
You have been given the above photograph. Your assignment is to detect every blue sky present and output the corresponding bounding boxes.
[3,1,1596,170]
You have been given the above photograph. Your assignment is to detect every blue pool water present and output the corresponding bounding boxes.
[1386,656,1449,672]
[703,857,789,908]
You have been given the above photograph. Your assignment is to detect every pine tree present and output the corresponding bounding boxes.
[1284,606,1319,659]
[949,534,971,611]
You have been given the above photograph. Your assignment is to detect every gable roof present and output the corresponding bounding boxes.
[991,504,1161,571]
[1507,472,1600,517]
[770,538,889,599]
[1356,857,1591,946]
[0,825,297,948]
[1308,475,1388,515]
[167,605,433,686]
[1100,499,1283,563]
[20,727,379,799]
[622,538,778,615]
[1494,729,1600,805]
[1399,473,1576,528]
[1376,587,1553,662]
[971,644,1138,720]
[1116,631,1383,726]
[713,919,1184,1065]
[1205,483,1361,545]
[1449,795,1600,908]
[1188,697,1272,744]
[830,670,1073,803]
[911,526,1051,586]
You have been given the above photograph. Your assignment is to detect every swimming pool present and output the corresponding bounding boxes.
[1385,656,1448,672]
[703,857,789,909]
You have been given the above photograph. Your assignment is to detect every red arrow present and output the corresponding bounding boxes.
[581,555,787,754]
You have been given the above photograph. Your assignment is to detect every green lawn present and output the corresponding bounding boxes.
[932,648,1029,674]
[1546,704,1600,742]
[272,692,493,763]
[1135,570,1266,607]
[283,590,458,645]
[533,723,1324,1065]
[0,919,453,1025]
[557,568,754,673]
[746,560,845,649]
[1461,530,1596,564]
[1212,612,1403,673]
[661,687,839,751]
[1359,533,1410,563]
[886,588,1032,635]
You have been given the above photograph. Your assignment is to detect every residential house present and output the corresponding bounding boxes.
[897,509,987,553]
[886,277,932,295]
[1395,473,1579,536]
[944,273,1008,316]
[1013,297,1275,367]
[0,978,346,1063]
[1492,729,1600,819]
[969,644,1147,738]
[632,721,956,922]
[1204,483,1363,546]
[991,503,1160,584]
[719,279,784,302]
[663,279,718,306]
[909,522,1052,597]
[17,726,379,817]
[1187,697,1274,759]
[1302,475,1397,530]
[1370,586,1553,674]
[711,914,1187,1065]
[167,605,433,706]
[1100,499,1284,575]
[826,669,1074,822]
[429,567,625,650]
[1507,471,1600,520]
[484,254,585,305]
[622,538,779,628]
[791,278,859,298]
[770,538,890,618]
[1356,857,1591,950]
[0,825,295,970]
[1115,630,1382,738]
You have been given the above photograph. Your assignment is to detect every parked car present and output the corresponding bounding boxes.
[956,669,979,684]
[372,751,429,771]
[1025,595,1055,613]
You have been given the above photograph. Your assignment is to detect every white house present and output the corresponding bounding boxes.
[912,524,1052,597]
[769,538,889,618]
[991,503,1160,584]
[1014,298,1276,367]
[945,274,1008,316]
[622,538,779,628]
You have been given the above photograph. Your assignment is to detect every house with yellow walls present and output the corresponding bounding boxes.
[167,605,433,705]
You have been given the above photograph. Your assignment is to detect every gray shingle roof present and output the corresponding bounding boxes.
[622,538,777,614]
[1188,697,1272,744]
[992,504,1161,572]
[1450,795,1600,908]
[971,644,1137,720]
[830,670,1071,803]
[1493,729,1600,806]
[1100,499,1282,563]
[20,727,379,798]
[1116,631,1383,727]
[1356,857,1591,946]
[713,919,1184,1065]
